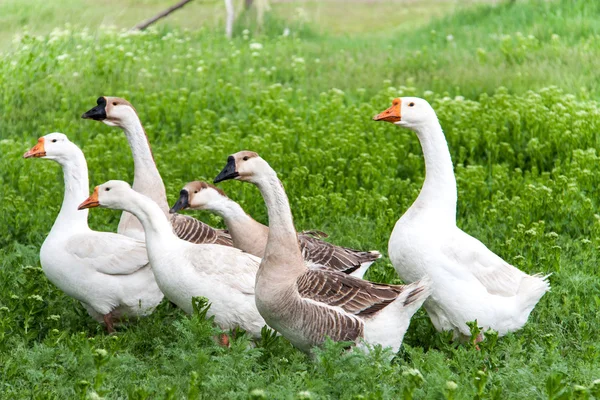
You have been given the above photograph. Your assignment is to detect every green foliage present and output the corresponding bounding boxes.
[1,0,600,398]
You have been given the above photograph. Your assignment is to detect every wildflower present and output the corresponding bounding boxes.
[94,348,108,357]
[446,381,458,390]
[251,52,260,57]
[297,391,313,399]
[249,42,263,50]
[196,67,204,72]
[282,28,290,37]
[242,29,250,35]
[56,54,69,61]
[446,34,454,41]
[72,72,79,77]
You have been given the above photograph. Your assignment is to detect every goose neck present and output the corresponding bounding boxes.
[120,191,178,248]
[254,173,306,279]
[120,116,168,211]
[52,151,90,232]
[412,120,457,221]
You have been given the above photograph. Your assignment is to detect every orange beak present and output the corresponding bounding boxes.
[78,187,100,210]
[23,138,47,158]
[373,98,402,123]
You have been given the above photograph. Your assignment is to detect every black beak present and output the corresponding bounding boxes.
[81,97,108,120]
[169,190,189,214]
[214,156,239,183]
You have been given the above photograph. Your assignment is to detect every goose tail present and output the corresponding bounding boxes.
[517,273,551,316]
[363,275,432,352]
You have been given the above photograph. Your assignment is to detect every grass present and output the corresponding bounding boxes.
[1,0,600,398]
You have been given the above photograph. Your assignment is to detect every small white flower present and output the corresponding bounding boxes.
[56,54,69,61]
[446,34,454,41]
[282,28,290,37]
[72,72,80,77]
[250,42,263,50]
[196,66,204,72]
[446,381,458,390]
[242,29,250,35]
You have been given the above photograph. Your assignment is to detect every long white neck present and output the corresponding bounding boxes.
[117,190,178,251]
[119,113,169,213]
[254,171,306,281]
[51,150,90,233]
[412,119,457,222]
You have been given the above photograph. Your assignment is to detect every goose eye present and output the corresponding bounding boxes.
[112,102,117,106]
[409,102,415,107]
[105,188,110,192]
[51,139,57,143]
[194,190,198,193]
[243,156,249,161]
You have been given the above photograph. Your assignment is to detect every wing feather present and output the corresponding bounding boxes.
[296,270,409,317]
[170,214,233,246]
[66,232,149,276]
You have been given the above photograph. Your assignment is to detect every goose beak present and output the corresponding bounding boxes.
[23,138,46,158]
[169,190,190,214]
[82,97,107,120]
[214,156,239,183]
[78,187,100,210]
[373,98,402,123]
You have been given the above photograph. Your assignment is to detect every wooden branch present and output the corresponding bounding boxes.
[131,0,194,31]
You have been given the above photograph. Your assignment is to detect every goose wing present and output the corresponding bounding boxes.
[170,213,233,246]
[299,233,380,274]
[183,244,260,295]
[66,232,149,276]
[443,229,528,297]
[296,270,411,317]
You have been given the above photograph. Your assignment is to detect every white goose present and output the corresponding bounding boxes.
[81,96,232,246]
[23,133,163,332]
[78,180,266,338]
[213,151,431,353]
[169,181,380,278]
[373,97,550,339]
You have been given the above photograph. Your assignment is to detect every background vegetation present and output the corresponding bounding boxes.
[1,0,599,398]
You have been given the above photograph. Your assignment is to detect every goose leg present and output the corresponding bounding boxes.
[218,332,230,347]
[103,313,115,334]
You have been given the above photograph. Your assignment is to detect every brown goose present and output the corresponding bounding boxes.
[81,96,232,246]
[213,151,431,353]
[169,181,380,278]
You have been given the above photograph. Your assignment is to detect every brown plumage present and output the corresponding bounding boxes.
[170,214,233,246]
[296,270,413,318]
[299,232,381,275]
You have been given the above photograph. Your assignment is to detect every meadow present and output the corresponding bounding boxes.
[1,0,600,398]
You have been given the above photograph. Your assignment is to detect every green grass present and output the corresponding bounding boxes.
[1,0,600,398]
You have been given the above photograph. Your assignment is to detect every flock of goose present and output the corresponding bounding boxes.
[22,96,550,353]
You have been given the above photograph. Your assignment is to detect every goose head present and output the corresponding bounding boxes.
[78,180,133,210]
[169,181,228,213]
[23,133,79,162]
[81,96,138,128]
[214,151,272,184]
[373,97,437,129]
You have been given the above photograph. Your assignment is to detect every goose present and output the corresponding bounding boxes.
[169,181,380,278]
[213,151,431,353]
[23,133,163,332]
[373,97,550,340]
[78,180,266,338]
[81,96,232,246]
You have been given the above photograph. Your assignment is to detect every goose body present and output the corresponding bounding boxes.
[80,180,266,338]
[213,151,431,353]
[373,97,550,338]
[24,133,163,331]
[170,181,380,278]
[81,96,232,246]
